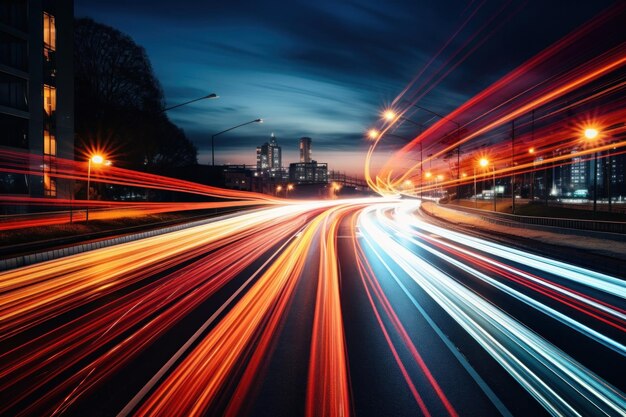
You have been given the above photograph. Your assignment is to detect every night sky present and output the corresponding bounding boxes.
[74,0,614,176]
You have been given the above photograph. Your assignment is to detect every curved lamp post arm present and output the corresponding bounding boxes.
[161,93,218,113]
[211,119,263,166]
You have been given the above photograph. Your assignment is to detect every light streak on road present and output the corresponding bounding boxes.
[306,207,352,417]
[0,206,338,416]
[0,205,322,341]
[135,203,362,417]
[350,212,459,417]
[358,201,626,416]
[1,197,623,416]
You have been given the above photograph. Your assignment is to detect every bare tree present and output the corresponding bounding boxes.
[74,18,197,169]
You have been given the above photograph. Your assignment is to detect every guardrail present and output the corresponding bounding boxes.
[0,207,259,272]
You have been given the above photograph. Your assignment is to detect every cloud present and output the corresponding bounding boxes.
[75,0,616,177]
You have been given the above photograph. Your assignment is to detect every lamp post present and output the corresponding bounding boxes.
[161,93,218,113]
[286,183,294,198]
[382,109,426,200]
[529,147,535,202]
[405,103,461,198]
[212,119,263,166]
[584,127,600,215]
[436,174,444,200]
[511,120,516,214]
[424,171,432,198]
[479,158,496,211]
[86,154,106,222]
[473,166,478,208]
[276,184,283,197]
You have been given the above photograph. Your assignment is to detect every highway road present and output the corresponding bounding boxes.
[0,199,624,417]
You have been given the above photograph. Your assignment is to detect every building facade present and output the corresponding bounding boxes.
[0,0,73,199]
[299,136,311,163]
[289,160,328,184]
[256,133,282,179]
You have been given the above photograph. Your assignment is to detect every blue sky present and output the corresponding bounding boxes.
[74,0,613,175]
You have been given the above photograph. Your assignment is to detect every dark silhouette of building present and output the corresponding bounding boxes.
[0,0,74,198]
[289,160,328,184]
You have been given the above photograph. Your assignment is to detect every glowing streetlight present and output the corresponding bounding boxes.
[286,183,294,198]
[528,147,535,154]
[86,154,108,222]
[478,158,496,211]
[383,109,397,121]
[424,171,432,179]
[584,128,599,140]
[275,185,282,196]
[368,129,380,140]
[583,127,601,213]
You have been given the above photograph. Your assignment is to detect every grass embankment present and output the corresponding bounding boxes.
[0,209,235,248]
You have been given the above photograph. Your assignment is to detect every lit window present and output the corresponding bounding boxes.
[43,12,56,51]
[43,172,57,197]
[43,85,56,116]
[44,130,56,155]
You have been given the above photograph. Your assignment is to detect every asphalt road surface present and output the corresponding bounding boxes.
[1,199,624,417]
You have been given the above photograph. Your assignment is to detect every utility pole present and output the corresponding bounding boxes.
[420,141,424,201]
[511,120,515,214]
[530,110,535,202]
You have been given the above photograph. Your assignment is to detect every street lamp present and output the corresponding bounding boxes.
[529,148,536,202]
[381,109,427,199]
[212,119,263,166]
[424,171,432,198]
[404,103,462,197]
[584,128,598,140]
[383,109,397,122]
[86,154,108,222]
[368,129,380,140]
[286,183,294,198]
[161,93,218,113]
[436,174,444,199]
[276,184,282,197]
[584,127,600,214]
[479,158,496,212]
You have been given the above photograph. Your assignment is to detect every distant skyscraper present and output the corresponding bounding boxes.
[256,143,270,172]
[269,133,281,171]
[256,133,282,178]
[299,137,312,163]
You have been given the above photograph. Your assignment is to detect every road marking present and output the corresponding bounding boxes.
[117,228,303,417]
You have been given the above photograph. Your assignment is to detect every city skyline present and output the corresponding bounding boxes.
[1,2,625,417]
[73,0,614,176]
